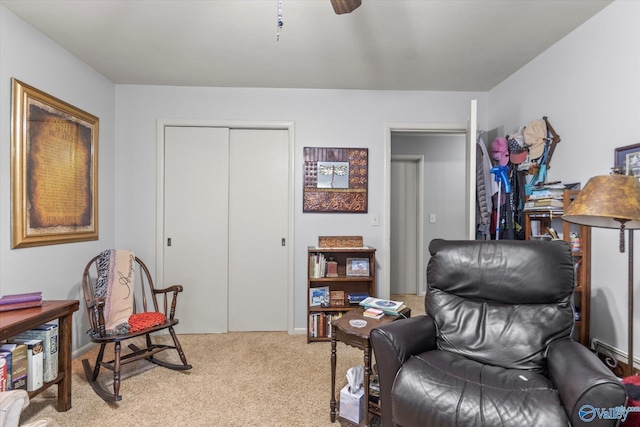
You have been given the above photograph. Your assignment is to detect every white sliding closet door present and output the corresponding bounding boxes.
[164,126,230,333]
[228,129,289,331]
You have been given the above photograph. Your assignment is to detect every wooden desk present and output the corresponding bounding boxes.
[330,307,411,426]
[0,300,79,411]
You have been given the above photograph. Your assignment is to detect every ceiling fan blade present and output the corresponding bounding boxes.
[331,0,362,14]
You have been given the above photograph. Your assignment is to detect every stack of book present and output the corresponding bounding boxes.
[363,307,384,320]
[359,297,406,316]
[524,185,565,212]
[524,198,564,211]
[0,292,42,312]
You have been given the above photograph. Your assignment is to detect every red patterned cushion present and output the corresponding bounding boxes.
[128,312,167,332]
[622,375,640,427]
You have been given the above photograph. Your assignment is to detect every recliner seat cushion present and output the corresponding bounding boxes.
[392,351,569,427]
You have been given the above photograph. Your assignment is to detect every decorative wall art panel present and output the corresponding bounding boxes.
[303,147,368,213]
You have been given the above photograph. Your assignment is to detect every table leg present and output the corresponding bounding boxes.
[57,312,73,411]
[364,342,371,427]
[330,334,338,422]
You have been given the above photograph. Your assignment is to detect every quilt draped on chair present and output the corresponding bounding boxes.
[94,249,135,335]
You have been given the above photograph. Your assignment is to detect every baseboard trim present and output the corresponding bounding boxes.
[591,338,639,374]
[73,342,97,360]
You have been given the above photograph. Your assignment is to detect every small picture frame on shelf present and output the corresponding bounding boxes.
[346,258,369,277]
[310,286,330,307]
[614,143,640,180]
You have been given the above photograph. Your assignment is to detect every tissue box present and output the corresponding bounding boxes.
[339,384,365,424]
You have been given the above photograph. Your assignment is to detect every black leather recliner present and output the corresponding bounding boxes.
[371,239,627,427]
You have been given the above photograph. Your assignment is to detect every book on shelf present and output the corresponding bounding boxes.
[523,205,563,213]
[0,344,27,390]
[524,198,563,209]
[359,297,405,315]
[0,353,8,391]
[310,253,336,278]
[528,189,565,199]
[347,293,369,304]
[14,324,58,383]
[363,307,384,319]
[10,339,43,391]
[309,311,343,338]
[523,195,563,212]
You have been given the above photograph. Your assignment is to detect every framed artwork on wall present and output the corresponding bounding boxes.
[615,143,640,180]
[11,78,99,248]
[303,147,368,213]
[613,144,640,180]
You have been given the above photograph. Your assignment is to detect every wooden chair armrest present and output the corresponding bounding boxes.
[153,284,184,294]
[87,297,107,337]
[87,297,105,309]
[153,284,183,320]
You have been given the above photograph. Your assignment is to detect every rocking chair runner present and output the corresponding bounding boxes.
[81,251,192,402]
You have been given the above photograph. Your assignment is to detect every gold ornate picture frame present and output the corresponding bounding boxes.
[303,147,368,213]
[11,79,99,248]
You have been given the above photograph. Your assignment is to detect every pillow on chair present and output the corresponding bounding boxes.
[128,312,166,333]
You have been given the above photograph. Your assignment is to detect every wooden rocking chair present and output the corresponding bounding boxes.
[81,251,192,402]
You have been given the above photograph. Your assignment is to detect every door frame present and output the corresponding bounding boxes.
[390,154,424,296]
[155,119,296,334]
[383,121,474,299]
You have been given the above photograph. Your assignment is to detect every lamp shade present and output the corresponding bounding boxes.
[562,174,640,229]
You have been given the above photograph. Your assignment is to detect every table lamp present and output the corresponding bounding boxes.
[563,174,640,376]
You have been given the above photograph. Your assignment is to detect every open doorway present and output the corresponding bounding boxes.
[382,100,478,300]
[390,134,467,296]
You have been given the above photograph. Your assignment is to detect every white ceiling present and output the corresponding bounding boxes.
[1,0,613,91]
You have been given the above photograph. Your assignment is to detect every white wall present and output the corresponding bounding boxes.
[488,0,640,356]
[0,7,116,350]
[115,86,487,330]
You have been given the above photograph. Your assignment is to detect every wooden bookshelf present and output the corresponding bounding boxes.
[307,246,376,343]
[523,189,591,346]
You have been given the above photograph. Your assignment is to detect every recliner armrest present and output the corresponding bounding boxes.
[548,339,627,427]
[371,315,437,427]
